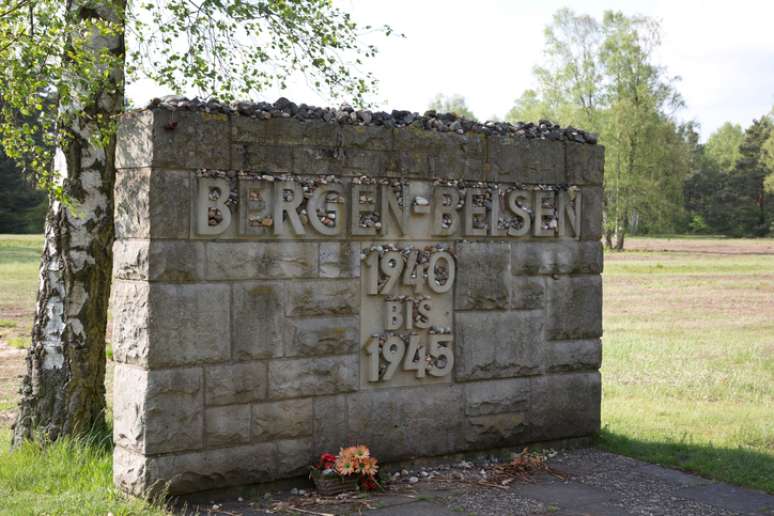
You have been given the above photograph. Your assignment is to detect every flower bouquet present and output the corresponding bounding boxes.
[309,445,381,496]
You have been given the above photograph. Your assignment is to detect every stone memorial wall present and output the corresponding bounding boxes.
[111,100,604,496]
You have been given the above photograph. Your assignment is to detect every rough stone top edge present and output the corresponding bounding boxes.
[127,95,599,145]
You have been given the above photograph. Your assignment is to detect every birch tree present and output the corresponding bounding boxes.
[0,0,388,446]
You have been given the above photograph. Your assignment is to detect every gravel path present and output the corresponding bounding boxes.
[177,448,774,515]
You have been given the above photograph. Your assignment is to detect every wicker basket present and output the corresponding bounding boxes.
[312,474,359,496]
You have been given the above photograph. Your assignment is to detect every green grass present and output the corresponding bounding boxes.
[598,237,774,493]
[0,428,167,515]
[0,320,15,329]
[6,337,27,350]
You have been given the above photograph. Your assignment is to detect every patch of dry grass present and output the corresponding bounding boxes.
[601,237,774,492]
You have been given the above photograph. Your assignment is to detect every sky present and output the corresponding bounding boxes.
[127,0,774,142]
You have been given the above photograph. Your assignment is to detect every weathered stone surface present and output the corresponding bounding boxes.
[283,316,358,357]
[205,362,268,406]
[116,110,154,169]
[252,399,313,442]
[313,395,349,453]
[455,310,544,381]
[464,378,530,417]
[206,242,318,280]
[114,169,191,239]
[528,372,601,441]
[151,283,230,366]
[132,442,276,495]
[510,276,545,310]
[231,143,294,172]
[319,242,360,278]
[112,282,230,367]
[114,366,203,454]
[455,242,510,310]
[151,110,231,169]
[205,405,251,446]
[545,339,602,373]
[285,280,359,317]
[566,142,604,186]
[489,137,565,184]
[112,107,605,496]
[269,355,358,399]
[347,385,465,461]
[511,241,603,276]
[232,282,285,360]
[276,439,315,478]
[111,281,150,365]
[112,365,147,452]
[340,124,393,150]
[113,240,205,282]
[546,275,603,340]
[580,187,604,241]
[465,413,526,447]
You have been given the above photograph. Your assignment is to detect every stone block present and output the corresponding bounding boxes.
[313,395,349,453]
[113,240,205,282]
[114,169,191,239]
[144,368,204,453]
[319,242,360,278]
[114,447,150,497]
[269,355,358,399]
[232,282,285,360]
[151,283,230,367]
[511,241,603,276]
[465,413,526,447]
[111,281,150,365]
[206,242,318,280]
[116,110,154,169]
[150,109,231,169]
[580,187,603,241]
[545,339,602,373]
[112,364,147,452]
[455,310,544,381]
[510,276,545,310]
[114,366,203,454]
[205,362,268,406]
[546,275,602,340]
[464,378,530,417]
[528,372,601,441]
[128,442,277,495]
[292,146,343,175]
[346,385,465,461]
[489,137,565,184]
[205,405,251,447]
[276,439,315,478]
[231,142,294,172]
[114,169,150,239]
[454,242,510,310]
[113,282,229,368]
[340,124,393,150]
[285,280,359,317]
[252,399,313,442]
[283,316,358,357]
[566,142,604,186]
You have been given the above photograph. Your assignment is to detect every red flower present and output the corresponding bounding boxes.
[319,452,336,469]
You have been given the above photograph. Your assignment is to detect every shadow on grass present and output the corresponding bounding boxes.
[596,428,774,494]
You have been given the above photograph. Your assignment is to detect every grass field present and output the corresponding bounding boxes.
[0,234,771,511]
[599,237,774,493]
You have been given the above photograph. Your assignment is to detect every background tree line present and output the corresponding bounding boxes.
[440,9,774,247]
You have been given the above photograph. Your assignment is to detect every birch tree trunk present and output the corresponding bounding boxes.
[12,0,125,446]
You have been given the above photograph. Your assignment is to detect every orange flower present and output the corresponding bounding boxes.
[361,456,379,476]
[352,445,370,460]
[336,456,355,476]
